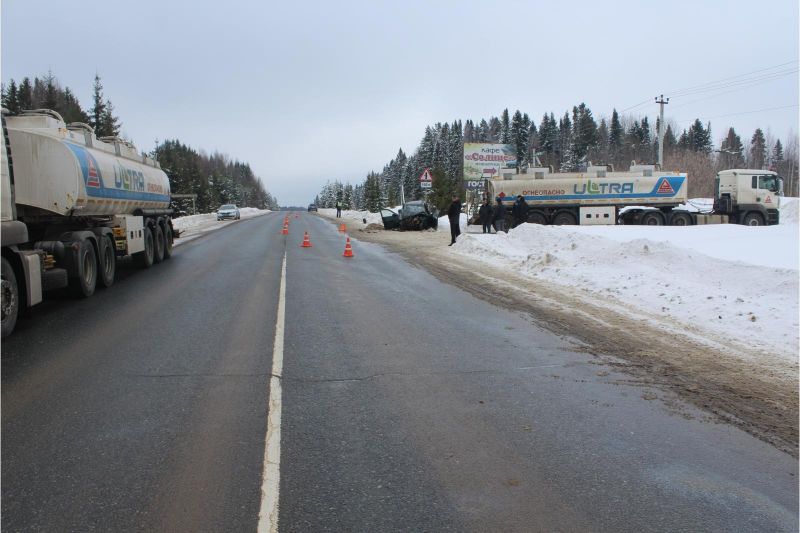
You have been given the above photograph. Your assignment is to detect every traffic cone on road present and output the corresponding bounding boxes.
[301,231,313,247]
[338,223,346,232]
[281,221,289,235]
[343,236,354,257]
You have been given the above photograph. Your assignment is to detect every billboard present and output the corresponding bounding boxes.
[463,143,516,190]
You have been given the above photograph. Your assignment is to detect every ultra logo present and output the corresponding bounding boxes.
[573,180,634,195]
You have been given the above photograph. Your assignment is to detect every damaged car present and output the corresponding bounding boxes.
[380,200,439,231]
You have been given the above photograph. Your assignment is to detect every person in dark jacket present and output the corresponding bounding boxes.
[478,198,493,233]
[447,194,462,246]
[511,195,529,228]
[492,197,507,233]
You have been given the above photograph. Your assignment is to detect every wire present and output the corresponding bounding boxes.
[666,60,798,96]
[675,104,799,123]
[617,59,798,116]
[670,71,799,110]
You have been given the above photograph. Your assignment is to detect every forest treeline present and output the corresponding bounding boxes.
[2,72,278,213]
[316,105,799,212]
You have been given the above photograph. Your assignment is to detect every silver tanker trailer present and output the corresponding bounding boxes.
[1,109,175,337]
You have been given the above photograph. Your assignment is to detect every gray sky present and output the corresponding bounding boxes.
[2,0,798,205]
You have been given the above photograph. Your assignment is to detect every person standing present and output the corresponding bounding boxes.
[336,199,342,218]
[492,197,507,233]
[478,198,493,234]
[447,194,462,246]
[512,195,529,228]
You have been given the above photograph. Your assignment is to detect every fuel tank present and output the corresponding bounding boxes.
[5,110,170,217]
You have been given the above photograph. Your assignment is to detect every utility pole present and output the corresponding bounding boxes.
[655,94,669,168]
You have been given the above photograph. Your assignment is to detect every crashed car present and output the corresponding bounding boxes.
[380,200,439,231]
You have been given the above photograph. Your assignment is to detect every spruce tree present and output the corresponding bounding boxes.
[98,99,121,137]
[720,127,744,168]
[750,128,766,169]
[608,109,623,165]
[90,74,107,133]
[17,78,33,110]
[2,80,20,113]
[772,139,784,169]
[500,108,511,143]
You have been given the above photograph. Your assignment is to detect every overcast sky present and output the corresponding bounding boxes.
[2,0,798,205]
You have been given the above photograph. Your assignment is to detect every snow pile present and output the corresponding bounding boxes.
[452,201,799,360]
[318,208,389,227]
[780,196,799,224]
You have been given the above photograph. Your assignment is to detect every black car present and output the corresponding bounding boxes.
[308,203,318,212]
[380,201,439,231]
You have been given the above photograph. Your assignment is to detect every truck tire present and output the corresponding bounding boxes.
[528,211,547,225]
[742,212,764,226]
[163,224,173,259]
[69,239,97,298]
[1,257,19,338]
[97,234,116,288]
[153,224,165,263]
[669,212,693,226]
[134,226,155,268]
[552,211,577,226]
[641,211,664,226]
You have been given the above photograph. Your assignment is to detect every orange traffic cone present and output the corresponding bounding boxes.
[281,221,289,235]
[343,236,354,257]
[338,223,346,232]
[301,231,312,247]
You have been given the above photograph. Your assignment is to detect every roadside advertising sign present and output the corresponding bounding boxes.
[463,143,516,185]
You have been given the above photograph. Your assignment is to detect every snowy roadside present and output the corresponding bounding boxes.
[449,198,799,362]
[172,207,272,245]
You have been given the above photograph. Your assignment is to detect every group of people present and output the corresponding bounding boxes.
[448,194,530,246]
[478,195,528,233]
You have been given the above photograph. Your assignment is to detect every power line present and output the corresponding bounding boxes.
[675,104,799,123]
[617,59,798,115]
[670,71,799,111]
[665,60,798,96]
[670,67,798,99]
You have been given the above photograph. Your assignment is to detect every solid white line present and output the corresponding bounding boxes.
[258,251,287,533]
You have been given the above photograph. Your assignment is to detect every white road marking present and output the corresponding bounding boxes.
[258,251,287,532]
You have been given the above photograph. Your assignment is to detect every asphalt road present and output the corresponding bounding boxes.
[2,212,797,532]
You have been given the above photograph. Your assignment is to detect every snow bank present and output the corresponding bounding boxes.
[780,196,799,225]
[451,199,799,361]
[173,208,271,244]
[319,208,383,226]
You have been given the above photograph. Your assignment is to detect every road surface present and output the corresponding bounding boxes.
[2,213,797,531]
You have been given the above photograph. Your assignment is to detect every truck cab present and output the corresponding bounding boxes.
[715,169,783,225]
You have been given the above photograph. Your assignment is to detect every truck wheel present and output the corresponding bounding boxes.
[97,234,116,288]
[552,212,577,226]
[641,211,664,226]
[670,212,693,226]
[1,257,19,338]
[163,224,174,259]
[742,212,764,226]
[153,224,165,263]
[528,211,547,225]
[69,239,97,298]
[135,227,155,268]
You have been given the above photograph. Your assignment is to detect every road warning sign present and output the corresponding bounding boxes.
[419,168,433,189]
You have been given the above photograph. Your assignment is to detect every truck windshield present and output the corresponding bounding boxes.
[758,176,782,194]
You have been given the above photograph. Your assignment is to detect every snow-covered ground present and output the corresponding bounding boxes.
[447,197,799,361]
[172,207,271,244]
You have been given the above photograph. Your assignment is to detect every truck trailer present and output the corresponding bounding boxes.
[487,165,783,227]
[1,109,175,337]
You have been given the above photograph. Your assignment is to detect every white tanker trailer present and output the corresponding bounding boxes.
[2,109,175,337]
[486,164,783,227]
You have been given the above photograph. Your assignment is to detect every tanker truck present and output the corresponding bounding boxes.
[487,164,783,227]
[1,109,175,337]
